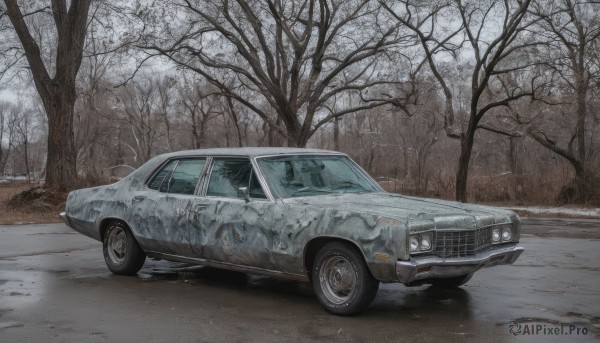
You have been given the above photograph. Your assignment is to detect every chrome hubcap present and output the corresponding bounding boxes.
[107,226,127,263]
[319,256,357,304]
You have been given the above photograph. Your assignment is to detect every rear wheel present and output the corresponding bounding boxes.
[430,273,473,289]
[312,242,379,315]
[102,221,146,275]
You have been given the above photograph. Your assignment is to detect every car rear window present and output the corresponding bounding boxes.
[148,158,206,195]
[148,160,177,190]
[166,159,206,195]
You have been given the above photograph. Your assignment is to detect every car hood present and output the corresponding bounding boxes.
[282,192,517,229]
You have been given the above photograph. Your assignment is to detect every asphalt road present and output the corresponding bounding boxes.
[0,218,599,342]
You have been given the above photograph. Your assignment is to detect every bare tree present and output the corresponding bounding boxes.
[2,0,91,190]
[1,1,144,189]
[399,111,443,194]
[0,102,40,180]
[11,105,37,182]
[71,6,148,181]
[73,65,114,181]
[154,76,177,153]
[384,0,542,201]
[141,0,412,147]
[3,104,19,176]
[526,0,600,202]
[381,0,465,137]
[115,77,167,165]
[178,80,223,149]
[0,4,23,84]
[0,101,13,174]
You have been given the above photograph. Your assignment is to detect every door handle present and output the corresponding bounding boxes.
[133,195,146,201]
[194,203,208,211]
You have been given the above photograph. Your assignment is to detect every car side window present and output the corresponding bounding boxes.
[207,158,267,199]
[249,170,267,199]
[164,159,206,195]
[148,160,177,190]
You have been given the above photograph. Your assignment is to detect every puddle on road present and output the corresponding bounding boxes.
[139,263,208,281]
[374,285,474,315]
[138,261,312,296]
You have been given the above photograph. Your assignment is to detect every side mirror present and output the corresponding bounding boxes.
[238,187,251,203]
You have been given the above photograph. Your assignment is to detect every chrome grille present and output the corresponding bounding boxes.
[435,227,493,258]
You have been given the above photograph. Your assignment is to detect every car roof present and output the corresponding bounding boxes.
[124,147,347,185]
[157,147,344,159]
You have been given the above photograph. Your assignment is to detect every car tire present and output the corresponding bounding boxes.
[102,221,146,275]
[312,242,379,315]
[430,273,473,289]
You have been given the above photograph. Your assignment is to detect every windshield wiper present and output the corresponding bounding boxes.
[290,187,333,196]
[329,181,369,191]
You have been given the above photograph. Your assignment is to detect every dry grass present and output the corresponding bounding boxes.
[0,181,63,224]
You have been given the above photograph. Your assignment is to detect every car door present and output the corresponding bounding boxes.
[131,157,207,257]
[189,157,279,270]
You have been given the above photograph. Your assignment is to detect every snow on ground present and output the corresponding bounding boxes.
[0,176,28,181]
[502,206,600,218]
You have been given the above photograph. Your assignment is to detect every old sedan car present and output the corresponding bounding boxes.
[60,147,524,315]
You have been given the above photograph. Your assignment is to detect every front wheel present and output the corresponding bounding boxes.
[429,273,473,289]
[102,221,146,275]
[312,242,379,315]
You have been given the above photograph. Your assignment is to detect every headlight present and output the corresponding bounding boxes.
[410,236,420,252]
[502,227,512,241]
[420,234,432,251]
[492,228,501,243]
[409,233,434,253]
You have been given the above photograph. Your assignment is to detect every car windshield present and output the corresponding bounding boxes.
[257,155,379,198]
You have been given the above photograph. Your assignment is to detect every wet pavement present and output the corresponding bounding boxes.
[0,219,598,342]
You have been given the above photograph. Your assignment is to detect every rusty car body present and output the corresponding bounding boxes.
[60,147,524,315]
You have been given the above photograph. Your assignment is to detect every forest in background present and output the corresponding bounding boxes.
[0,0,599,206]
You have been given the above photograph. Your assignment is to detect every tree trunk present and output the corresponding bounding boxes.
[573,161,587,203]
[225,98,244,147]
[267,118,283,146]
[333,116,340,150]
[367,146,376,173]
[295,124,309,147]
[23,136,30,183]
[575,70,587,167]
[455,126,476,203]
[0,113,4,174]
[0,148,4,176]
[44,89,78,190]
[198,115,207,148]
[287,135,299,147]
[508,137,524,201]
[164,114,173,152]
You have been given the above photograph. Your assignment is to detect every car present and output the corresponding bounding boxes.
[60,147,524,315]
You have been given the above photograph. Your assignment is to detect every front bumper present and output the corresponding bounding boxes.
[395,244,524,284]
[59,212,71,228]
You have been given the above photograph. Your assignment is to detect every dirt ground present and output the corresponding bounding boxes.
[0,181,63,225]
